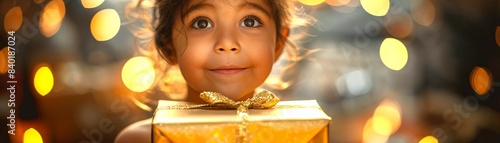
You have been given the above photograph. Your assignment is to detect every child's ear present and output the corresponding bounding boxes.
[274,27,290,62]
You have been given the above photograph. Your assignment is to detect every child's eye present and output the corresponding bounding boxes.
[240,16,262,28]
[191,17,213,29]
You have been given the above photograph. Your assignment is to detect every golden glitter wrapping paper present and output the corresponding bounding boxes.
[152,100,332,143]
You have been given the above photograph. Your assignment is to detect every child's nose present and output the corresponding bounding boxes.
[216,47,240,53]
[214,30,240,54]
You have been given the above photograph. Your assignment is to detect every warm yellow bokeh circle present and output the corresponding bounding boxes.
[24,128,43,143]
[34,66,54,96]
[90,9,121,41]
[360,0,390,16]
[419,135,438,143]
[121,56,155,92]
[380,38,408,71]
[81,0,105,9]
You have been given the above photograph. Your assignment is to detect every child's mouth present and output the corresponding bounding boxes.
[209,68,247,74]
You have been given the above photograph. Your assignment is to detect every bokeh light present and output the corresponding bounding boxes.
[40,0,66,37]
[470,67,491,96]
[330,0,359,14]
[24,128,43,143]
[4,6,23,32]
[34,66,54,96]
[81,0,105,9]
[325,0,351,6]
[385,12,414,39]
[336,70,372,96]
[419,135,438,143]
[0,47,8,74]
[90,9,121,41]
[373,99,401,134]
[411,0,435,27]
[495,26,500,47]
[344,0,360,7]
[299,0,325,6]
[371,115,392,136]
[363,117,389,143]
[363,99,401,143]
[59,62,89,95]
[360,0,389,16]
[380,38,408,71]
[121,56,155,92]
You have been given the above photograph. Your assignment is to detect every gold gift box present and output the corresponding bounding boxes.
[152,100,332,143]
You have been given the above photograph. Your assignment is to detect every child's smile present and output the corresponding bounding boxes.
[208,65,248,75]
[168,0,285,102]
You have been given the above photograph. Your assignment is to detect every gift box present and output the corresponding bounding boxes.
[152,98,332,143]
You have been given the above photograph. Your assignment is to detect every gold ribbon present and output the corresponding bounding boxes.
[156,90,280,143]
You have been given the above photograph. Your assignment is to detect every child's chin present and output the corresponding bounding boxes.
[218,90,255,101]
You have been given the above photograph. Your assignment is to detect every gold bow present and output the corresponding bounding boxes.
[200,90,280,109]
[200,90,279,143]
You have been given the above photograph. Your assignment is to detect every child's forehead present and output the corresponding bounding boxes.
[187,0,269,5]
[181,0,274,19]
[185,0,272,10]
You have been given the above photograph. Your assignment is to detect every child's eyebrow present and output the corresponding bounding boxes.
[183,2,271,19]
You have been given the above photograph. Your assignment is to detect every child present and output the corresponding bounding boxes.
[115,0,305,142]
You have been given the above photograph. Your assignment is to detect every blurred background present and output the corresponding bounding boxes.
[1,0,500,142]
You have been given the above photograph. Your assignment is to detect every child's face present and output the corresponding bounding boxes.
[170,0,283,101]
